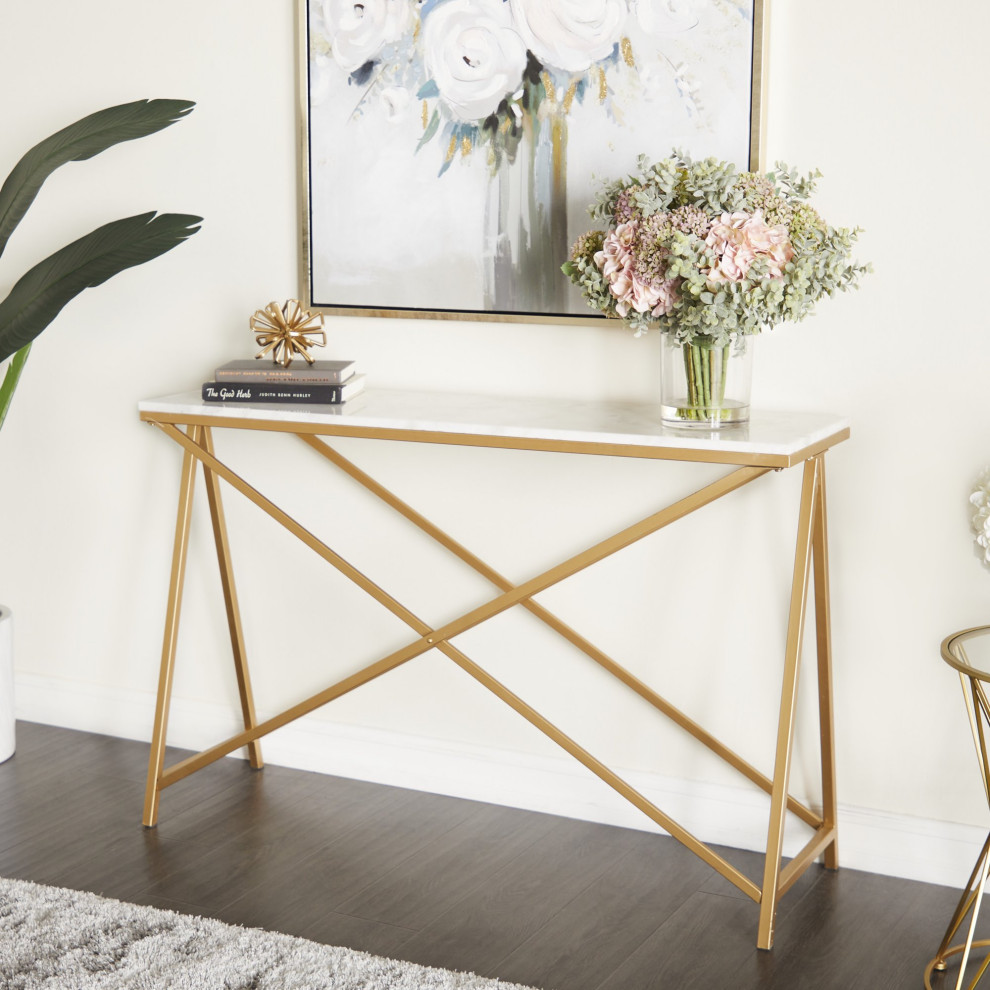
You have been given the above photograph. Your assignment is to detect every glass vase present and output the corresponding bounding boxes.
[659,334,753,429]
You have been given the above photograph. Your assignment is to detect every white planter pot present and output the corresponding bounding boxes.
[0,605,13,763]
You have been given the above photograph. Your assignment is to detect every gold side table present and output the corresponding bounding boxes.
[138,388,849,950]
[926,626,990,989]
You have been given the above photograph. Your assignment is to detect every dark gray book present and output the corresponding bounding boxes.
[202,374,365,405]
[215,359,356,384]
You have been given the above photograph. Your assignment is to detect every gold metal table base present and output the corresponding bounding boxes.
[140,403,844,951]
[926,628,990,989]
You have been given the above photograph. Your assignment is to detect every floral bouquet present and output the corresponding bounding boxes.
[563,151,867,339]
[562,151,868,423]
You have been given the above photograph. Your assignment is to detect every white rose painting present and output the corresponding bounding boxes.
[304,0,762,320]
[422,0,529,122]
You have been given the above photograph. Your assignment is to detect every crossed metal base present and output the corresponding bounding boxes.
[924,830,990,990]
[141,416,840,950]
[926,630,990,989]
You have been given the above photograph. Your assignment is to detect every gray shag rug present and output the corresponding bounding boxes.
[0,877,542,989]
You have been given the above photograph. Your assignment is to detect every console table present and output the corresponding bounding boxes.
[138,387,849,950]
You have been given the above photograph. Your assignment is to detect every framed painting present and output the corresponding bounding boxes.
[299,0,769,324]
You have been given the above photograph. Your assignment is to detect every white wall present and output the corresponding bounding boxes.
[2,0,989,887]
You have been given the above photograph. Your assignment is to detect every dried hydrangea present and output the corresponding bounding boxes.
[613,187,643,226]
[569,230,605,265]
[629,206,708,288]
[736,171,793,228]
[789,200,827,239]
[705,211,793,283]
[594,223,677,319]
[632,221,669,287]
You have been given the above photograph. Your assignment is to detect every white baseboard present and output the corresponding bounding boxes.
[12,671,982,890]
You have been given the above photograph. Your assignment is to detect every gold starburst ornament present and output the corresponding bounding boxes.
[250,300,326,367]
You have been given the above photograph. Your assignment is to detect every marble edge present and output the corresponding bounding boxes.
[138,389,850,456]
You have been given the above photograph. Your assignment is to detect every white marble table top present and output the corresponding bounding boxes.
[139,388,849,466]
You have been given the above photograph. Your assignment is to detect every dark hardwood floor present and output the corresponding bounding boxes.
[0,720,977,989]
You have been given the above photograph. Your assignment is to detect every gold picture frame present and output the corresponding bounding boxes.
[298,0,770,326]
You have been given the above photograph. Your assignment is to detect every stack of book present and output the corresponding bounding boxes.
[202,359,365,406]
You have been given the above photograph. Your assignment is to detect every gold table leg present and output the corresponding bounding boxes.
[757,456,821,950]
[201,427,263,770]
[143,425,201,827]
[812,461,839,871]
[144,425,266,825]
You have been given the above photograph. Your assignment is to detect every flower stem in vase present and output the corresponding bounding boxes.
[712,343,729,409]
[683,345,697,418]
[662,334,752,428]
[700,345,712,413]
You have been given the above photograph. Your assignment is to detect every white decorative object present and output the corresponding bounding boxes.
[0,605,13,763]
[971,469,990,568]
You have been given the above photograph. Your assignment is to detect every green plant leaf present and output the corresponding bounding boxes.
[0,99,194,260]
[0,342,31,432]
[0,211,201,364]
